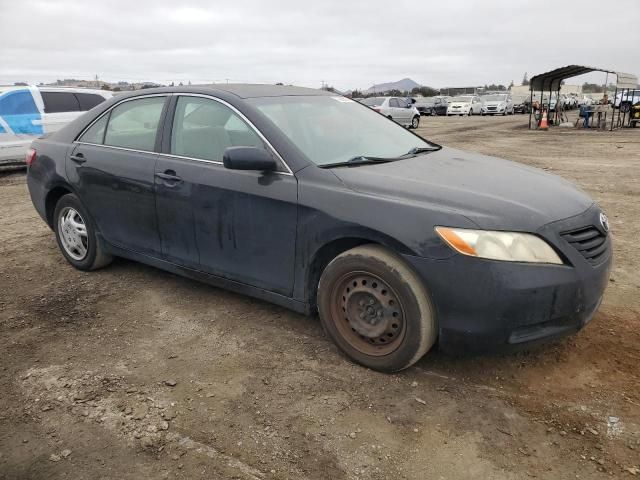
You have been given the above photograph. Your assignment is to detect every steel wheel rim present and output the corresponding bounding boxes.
[58,207,88,261]
[412,117,419,128]
[330,271,406,356]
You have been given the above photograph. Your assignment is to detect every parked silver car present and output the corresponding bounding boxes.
[480,94,514,116]
[361,97,421,128]
[446,95,482,116]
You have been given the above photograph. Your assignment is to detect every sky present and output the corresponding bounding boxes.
[1,0,638,91]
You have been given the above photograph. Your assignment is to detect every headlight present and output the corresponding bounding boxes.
[435,227,563,264]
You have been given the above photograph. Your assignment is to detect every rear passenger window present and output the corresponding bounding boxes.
[170,96,265,161]
[104,97,165,151]
[41,92,80,113]
[79,114,108,144]
[389,98,399,108]
[75,93,105,111]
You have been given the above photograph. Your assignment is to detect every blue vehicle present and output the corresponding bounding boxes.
[0,86,110,165]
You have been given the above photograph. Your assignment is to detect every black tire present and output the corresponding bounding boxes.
[53,193,112,271]
[317,245,437,372]
[620,102,631,113]
[411,116,420,129]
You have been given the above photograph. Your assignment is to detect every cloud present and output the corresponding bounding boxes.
[0,0,638,90]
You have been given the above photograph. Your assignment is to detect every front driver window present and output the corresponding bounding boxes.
[171,96,265,162]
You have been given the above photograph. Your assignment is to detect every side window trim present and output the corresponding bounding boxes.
[161,93,293,175]
[74,92,293,175]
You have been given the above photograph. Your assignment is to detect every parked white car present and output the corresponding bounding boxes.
[446,95,482,116]
[0,86,111,164]
[480,94,514,115]
[361,97,421,128]
[563,94,578,109]
[577,95,593,106]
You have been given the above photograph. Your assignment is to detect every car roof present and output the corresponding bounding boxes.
[113,84,333,100]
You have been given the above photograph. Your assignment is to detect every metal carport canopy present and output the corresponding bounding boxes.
[529,65,638,92]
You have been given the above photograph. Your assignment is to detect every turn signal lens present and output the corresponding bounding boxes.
[435,227,563,265]
[25,148,37,167]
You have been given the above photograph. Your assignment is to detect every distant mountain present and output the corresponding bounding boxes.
[363,78,421,94]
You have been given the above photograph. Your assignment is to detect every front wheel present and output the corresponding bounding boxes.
[411,116,420,129]
[317,245,437,372]
[53,194,112,271]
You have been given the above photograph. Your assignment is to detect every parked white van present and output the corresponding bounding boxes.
[0,86,111,164]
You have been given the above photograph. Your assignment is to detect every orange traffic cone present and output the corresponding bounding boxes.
[539,108,549,130]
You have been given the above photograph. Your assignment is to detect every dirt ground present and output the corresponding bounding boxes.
[1,114,639,480]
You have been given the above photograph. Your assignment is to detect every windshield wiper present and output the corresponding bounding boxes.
[318,146,441,169]
[405,146,441,155]
[318,156,395,169]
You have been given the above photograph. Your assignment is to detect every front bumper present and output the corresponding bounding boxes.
[447,109,469,115]
[402,206,612,353]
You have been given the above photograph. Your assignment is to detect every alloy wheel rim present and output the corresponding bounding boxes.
[58,207,88,261]
[330,271,406,356]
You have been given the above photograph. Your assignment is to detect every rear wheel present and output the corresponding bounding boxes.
[53,194,112,271]
[411,116,420,129]
[317,245,437,372]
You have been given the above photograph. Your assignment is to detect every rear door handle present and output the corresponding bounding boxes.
[155,171,182,183]
[70,154,86,164]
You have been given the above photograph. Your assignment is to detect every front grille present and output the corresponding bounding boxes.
[487,106,497,110]
[561,226,608,264]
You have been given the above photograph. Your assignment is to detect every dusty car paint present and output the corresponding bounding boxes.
[27,85,611,352]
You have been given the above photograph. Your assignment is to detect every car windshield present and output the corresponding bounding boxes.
[248,96,437,166]
[451,96,472,102]
[483,95,507,101]
[361,97,386,106]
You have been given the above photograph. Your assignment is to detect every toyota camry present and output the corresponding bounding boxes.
[26,84,612,372]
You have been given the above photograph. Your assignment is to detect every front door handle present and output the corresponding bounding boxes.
[70,154,86,164]
[155,170,182,183]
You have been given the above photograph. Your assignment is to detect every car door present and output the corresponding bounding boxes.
[67,95,168,256]
[155,94,298,295]
[386,98,397,121]
[399,98,412,123]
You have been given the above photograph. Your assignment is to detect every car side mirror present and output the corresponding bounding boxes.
[223,146,277,172]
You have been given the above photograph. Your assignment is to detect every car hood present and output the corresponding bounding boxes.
[483,101,505,106]
[330,147,594,231]
[448,102,469,107]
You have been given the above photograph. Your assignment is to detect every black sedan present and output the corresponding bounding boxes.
[414,96,449,116]
[26,85,612,372]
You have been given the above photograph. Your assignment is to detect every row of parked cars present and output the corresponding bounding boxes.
[357,94,529,118]
[355,90,640,124]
